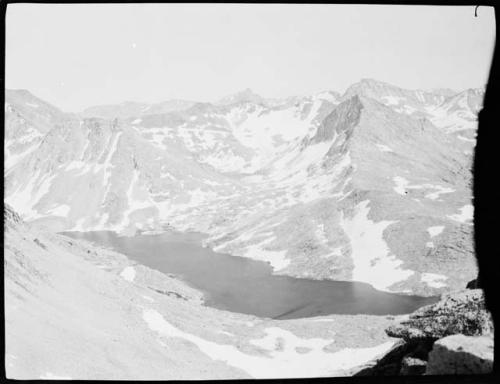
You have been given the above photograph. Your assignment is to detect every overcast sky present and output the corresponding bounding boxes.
[6,4,496,112]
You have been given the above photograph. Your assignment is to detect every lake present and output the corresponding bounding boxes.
[63,230,438,319]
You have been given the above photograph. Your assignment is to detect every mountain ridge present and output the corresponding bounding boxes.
[4,79,481,296]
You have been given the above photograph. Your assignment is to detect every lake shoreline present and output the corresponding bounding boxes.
[62,229,439,320]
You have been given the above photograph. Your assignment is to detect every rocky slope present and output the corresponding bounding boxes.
[4,79,482,295]
[5,204,401,379]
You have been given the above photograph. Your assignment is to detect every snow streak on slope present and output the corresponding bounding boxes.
[142,309,394,379]
[340,200,414,291]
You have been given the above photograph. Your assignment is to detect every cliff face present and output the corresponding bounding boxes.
[309,95,363,144]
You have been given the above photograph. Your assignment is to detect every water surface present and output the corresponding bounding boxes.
[64,230,438,319]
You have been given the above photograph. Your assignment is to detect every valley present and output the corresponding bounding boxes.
[5,79,481,295]
[4,78,484,379]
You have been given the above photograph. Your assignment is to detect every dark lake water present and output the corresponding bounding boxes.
[63,230,438,319]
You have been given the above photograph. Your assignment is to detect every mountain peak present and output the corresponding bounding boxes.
[359,78,381,84]
[216,88,266,106]
[5,88,38,101]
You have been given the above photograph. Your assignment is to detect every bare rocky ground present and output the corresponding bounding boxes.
[5,205,399,379]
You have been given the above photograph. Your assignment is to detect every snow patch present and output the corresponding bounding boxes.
[421,272,448,288]
[4,142,39,169]
[120,266,136,282]
[320,247,342,259]
[121,170,154,228]
[424,185,455,200]
[315,223,328,245]
[393,177,454,200]
[242,238,290,271]
[5,171,56,220]
[339,200,414,291]
[381,96,404,106]
[376,144,393,152]
[457,135,475,143]
[46,204,71,217]
[447,204,474,223]
[142,309,395,379]
[427,226,445,238]
[393,176,409,195]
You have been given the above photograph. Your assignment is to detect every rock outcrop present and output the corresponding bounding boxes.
[354,289,494,376]
[386,290,493,342]
[425,334,493,375]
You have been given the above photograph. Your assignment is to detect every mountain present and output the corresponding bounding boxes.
[430,88,458,98]
[428,88,485,134]
[5,89,74,132]
[4,79,483,296]
[341,78,453,115]
[82,99,196,119]
[216,88,270,106]
[4,90,74,170]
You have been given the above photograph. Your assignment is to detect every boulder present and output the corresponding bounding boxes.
[400,356,427,375]
[386,289,493,343]
[425,334,493,375]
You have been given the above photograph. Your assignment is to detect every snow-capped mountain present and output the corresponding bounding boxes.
[4,79,484,296]
[428,88,484,133]
[341,78,453,115]
[216,88,267,106]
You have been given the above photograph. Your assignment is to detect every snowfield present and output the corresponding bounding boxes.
[340,200,414,291]
[142,309,395,378]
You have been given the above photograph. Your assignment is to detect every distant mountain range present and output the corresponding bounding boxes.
[4,79,483,296]
[81,99,197,119]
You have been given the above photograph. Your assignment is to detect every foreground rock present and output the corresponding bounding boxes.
[353,289,494,376]
[400,356,427,375]
[426,334,493,375]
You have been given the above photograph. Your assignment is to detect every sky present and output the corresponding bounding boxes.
[5,4,496,112]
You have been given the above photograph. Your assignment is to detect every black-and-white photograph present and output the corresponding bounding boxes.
[3,3,496,380]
